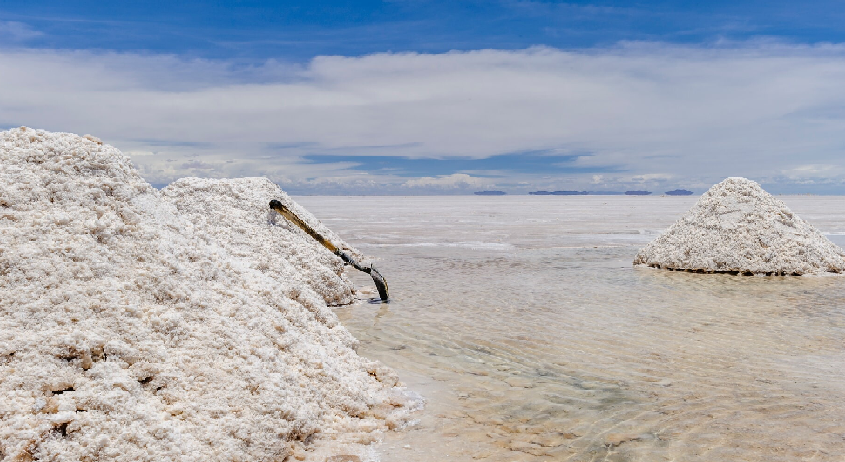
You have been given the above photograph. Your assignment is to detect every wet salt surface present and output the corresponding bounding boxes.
[297,196,845,462]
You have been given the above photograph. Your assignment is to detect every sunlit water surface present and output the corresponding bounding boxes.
[294,196,845,462]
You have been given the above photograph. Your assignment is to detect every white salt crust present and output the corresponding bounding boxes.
[161,177,363,308]
[0,128,414,461]
[634,177,845,275]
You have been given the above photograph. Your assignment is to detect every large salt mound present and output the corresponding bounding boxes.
[0,128,409,461]
[161,177,363,308]
[634,177,845,275]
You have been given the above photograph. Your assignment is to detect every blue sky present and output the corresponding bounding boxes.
[302,151,611,176]
[2,1,845,193]
[6,1,845,59]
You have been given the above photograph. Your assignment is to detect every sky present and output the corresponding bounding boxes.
[2,1,845,194]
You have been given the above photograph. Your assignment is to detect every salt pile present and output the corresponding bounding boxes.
[161,177,365,308]
[634,177,845,275]
[0,128,415,461]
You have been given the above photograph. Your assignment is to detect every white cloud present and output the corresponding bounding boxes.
[2,44,845,192]
[403,173,485,189]
[781,164,842,178]
[631,173,674,183]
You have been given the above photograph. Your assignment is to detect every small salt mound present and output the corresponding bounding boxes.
[0,128,409,461]
[634,177,845,275]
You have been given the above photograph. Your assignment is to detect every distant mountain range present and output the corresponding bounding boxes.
[526,189,696,196]
[529,190,588,195]
[664,189,694,196]
[476,189,695,196]
[528,190,628,196]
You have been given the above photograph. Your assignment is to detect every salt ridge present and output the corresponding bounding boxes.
[0,128,415,461]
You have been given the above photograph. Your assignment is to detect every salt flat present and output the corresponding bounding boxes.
[297,195,845,462]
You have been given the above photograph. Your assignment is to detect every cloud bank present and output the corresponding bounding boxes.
[2,44,845,193]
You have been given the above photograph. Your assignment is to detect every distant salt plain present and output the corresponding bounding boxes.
[297,195,845,462]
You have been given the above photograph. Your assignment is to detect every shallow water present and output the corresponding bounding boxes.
[295,196,845,462]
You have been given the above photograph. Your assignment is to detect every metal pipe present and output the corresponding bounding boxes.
[269,200,389,301]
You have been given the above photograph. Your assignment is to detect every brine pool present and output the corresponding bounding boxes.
[295,196,845,462]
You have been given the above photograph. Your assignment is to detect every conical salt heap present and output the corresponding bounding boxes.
[0,128,417,461]
[634,177,845,275]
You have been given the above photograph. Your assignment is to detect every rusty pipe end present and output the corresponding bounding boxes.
[269,199,286,211]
